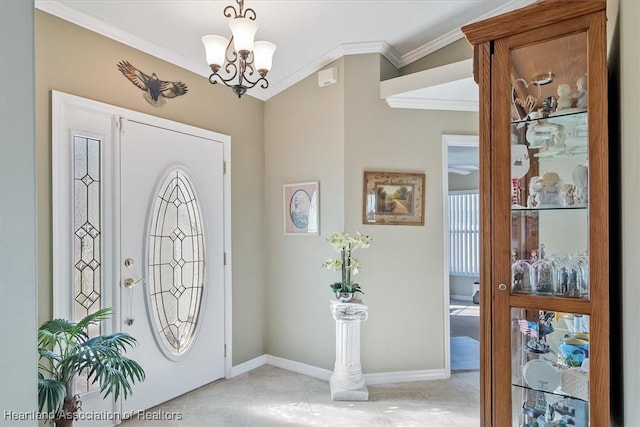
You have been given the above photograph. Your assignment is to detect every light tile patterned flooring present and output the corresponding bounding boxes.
[449,298,480,342]
[121,365,480,427]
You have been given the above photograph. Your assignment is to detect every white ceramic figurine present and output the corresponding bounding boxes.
[573,76,588,109]
[556,83,573,110]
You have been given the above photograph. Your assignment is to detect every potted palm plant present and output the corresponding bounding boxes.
[37,307,145,427]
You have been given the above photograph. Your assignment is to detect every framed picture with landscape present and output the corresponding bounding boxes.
[362,171,426,226]
[283,181,319,235]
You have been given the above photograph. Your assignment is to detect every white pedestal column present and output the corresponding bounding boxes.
[330,300,369,401]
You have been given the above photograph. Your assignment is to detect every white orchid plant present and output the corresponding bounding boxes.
[322,232,372,296]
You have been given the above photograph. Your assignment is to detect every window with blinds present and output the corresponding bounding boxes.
[448,190,480,276]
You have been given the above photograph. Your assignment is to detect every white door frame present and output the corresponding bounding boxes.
[52,91,234,391]
[441,134,479,376]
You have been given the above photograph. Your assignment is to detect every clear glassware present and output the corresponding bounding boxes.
[576,251,590,298]
[529,248,555,295]
[512,251,532,294]
[555,257,581,298]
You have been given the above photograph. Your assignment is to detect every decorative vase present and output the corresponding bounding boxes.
[336,292,354,303]
[560,337,589,367]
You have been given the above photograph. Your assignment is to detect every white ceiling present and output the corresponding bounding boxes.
[35,0,532,101]
[448,145,479,175]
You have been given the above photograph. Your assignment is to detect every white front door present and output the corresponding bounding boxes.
[52,92,229,426]
[119,119,226,414]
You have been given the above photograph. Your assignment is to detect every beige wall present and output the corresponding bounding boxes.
[620,0,640,423]
[380,55,401,81]
[450,276,478,299]
[344,53,478,371]
[448,170,479,191]
[265,53,478,372]
[263,59,346,368]
[35,11,267,365]
[399,38,473,76]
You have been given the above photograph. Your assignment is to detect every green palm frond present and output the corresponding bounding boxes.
[86,332,139,352]
[73,307,113,334]
[95,358,145,401]
[37,373,66,413]
[37,318,77,349]
[79,354,145,401]
[63,333,145,401]
[38,348,63,363]
[37,307,145,415]
[38,318,76,334]
[118,358,146,384]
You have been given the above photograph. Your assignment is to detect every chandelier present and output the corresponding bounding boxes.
[201,0,276,98]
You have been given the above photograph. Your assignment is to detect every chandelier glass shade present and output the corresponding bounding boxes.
[201,0,276,98]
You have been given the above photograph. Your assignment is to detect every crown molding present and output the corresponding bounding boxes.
[385,96,478,112]
[400,30,465,67]
[35,0,536,101]
[398,0,538,67]
[380,59,477,112]
[380,59,473,98]
[261,40,402,100]
[34,0,212,87]
[258,43,347,100]
[35,0,398,101]
[341,41,403,68]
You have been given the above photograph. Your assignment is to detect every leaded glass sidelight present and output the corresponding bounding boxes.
[148,170,205,355]
[72,134,102,394]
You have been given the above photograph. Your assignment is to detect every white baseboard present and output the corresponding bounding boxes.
[231,354,449,385]
[365,368,448,384]
[265,354,333,381]
[229,354,267,377]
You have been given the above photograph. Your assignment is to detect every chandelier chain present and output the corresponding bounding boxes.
[224,0,256,20]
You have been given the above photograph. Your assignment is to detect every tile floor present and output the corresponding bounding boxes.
[121,365,480,427]
[449,298,480,342]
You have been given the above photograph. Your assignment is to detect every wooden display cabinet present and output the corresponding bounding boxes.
[462,1,610,425]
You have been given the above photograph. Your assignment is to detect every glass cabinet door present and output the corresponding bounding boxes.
[511,308,590,427]
[507,29,592,427]
[510,30,589,300]
[462,1,609,425]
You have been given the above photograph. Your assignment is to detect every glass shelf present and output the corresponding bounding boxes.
[512,383,588,403]
[514,386,590,427]
[511,307,591,426]
[512,108,588,163]
[512,205,588,212]
[511,109,587,126]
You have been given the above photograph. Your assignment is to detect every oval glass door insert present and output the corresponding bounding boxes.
[147,169,205,355]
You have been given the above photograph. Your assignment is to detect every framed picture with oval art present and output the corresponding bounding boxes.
[283,181,319,235]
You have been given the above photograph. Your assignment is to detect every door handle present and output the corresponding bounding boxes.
[123,277,144,326]
[124,277,145,288]
[498,283,507,291]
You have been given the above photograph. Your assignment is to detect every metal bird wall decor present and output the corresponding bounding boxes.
[117,60,188,107]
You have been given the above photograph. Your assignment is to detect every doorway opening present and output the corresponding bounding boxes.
[442,135,480,372]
